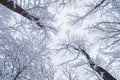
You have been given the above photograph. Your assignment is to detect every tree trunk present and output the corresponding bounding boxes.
[0,0,43,28]
[81,49,116,80]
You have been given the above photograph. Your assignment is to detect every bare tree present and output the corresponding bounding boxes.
[58,34,116,80]
[59,64,79,80]
[0,29,56,80]
[64,0,120,79]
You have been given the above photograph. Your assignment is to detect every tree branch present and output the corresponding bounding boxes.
[13,66,27,80]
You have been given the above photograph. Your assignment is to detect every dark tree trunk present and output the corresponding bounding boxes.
[81,49,116,80]
[0,0,43,28]
[71,45,116,80]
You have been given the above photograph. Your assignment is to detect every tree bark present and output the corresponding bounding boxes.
[81,49,116,80]
[0,0,43,28]
[70,45,116,80]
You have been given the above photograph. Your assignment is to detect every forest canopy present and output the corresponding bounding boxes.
[0,0,120,80]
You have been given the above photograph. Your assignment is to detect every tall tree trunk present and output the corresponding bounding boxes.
[81,49,116,80]
[72,46,116,80]
[0,0,43,28]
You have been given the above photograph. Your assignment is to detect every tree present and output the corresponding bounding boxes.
[0,26,56,80]
[0,1,56,79]
[58,34,116,80]
[66,0,120,79]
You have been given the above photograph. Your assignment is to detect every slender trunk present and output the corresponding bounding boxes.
[0,0,43,28]
[13,66,26,80]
